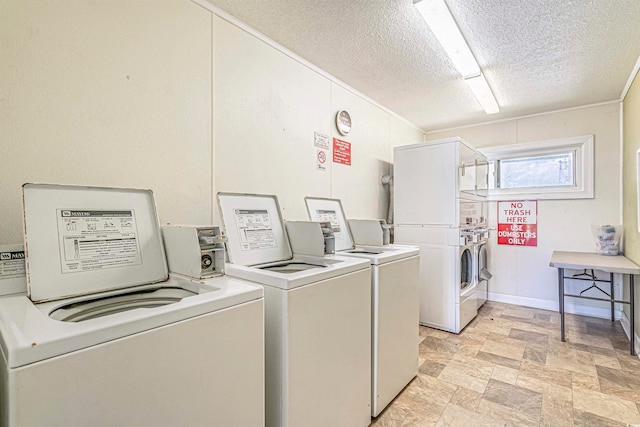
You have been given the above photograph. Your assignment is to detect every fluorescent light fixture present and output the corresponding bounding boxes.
[465,74,499,114]
[415,0,500,114]
[415,0,479,78]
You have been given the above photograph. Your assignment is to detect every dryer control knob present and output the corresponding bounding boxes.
[202,254,213,269]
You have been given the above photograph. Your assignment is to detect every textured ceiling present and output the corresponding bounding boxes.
[204,0,640,132]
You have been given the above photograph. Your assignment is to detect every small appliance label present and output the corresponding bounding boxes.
[234,209,277,250]
[315,209,344,240]
[0,250,26,280]
[459,202,480,224]
[56,209,142,273]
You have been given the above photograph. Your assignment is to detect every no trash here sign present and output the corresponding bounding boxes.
[497,201,537,247]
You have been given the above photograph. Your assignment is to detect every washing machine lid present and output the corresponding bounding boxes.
[217,193,293,266]
[22,184,169,303]
[224,253,370,290]
[304,197,355,252]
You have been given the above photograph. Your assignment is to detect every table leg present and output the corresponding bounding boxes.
[611,272,615,322]
[559,268,565,342]
[631,274,635,356]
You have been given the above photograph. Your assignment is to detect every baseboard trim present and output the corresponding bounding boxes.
[487,292,623,320]
[619,311,640,358]
[488,292,640,360]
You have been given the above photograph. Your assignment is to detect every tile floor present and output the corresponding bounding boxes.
[371,301,640,426]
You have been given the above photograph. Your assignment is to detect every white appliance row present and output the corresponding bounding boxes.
[394,137,491,333]
[0,186,419,427]
[217,193,420,424]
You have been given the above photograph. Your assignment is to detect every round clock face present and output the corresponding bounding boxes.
[336,110,351,135]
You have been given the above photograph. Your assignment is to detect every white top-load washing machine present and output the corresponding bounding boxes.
[217,193,372,427]
[304,197,420,418]
[0,184,265,427]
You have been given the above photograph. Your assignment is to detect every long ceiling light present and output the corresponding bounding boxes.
[415,0,499,114]
[465,74,500,114]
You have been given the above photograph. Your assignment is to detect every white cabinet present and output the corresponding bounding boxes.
[460,145,490,199]
[476,159,489,198]
[394,137,488,227]
[459,143,477,197]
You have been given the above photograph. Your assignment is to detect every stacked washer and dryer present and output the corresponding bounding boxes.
[394,137,491,333]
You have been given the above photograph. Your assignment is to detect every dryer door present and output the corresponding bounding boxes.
[478,243,492,280]
[460,247,473,291]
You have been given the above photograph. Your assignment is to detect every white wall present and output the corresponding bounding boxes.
[212,15,422,224]
[426,103,622,317]
[330,84,391,220]
[0,0,213,243]
[212,17,333,222]
[0,1,424,247]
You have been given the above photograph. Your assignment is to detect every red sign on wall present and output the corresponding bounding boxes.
[333,138,351,165]
[497,200,537,246]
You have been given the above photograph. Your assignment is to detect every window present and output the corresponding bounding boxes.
[481,135,594,200]
[498,152,574,189]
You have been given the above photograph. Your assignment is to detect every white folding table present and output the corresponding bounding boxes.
[550,251,640,355]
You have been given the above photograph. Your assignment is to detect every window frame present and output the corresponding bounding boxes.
[480,135,594,201]
[637,149,640,232]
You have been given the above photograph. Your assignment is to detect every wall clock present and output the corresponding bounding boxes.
[336,110,351,136]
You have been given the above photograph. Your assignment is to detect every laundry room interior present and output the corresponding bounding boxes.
[2,0,640,426]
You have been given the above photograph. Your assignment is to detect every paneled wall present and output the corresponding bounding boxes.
[212,17,333,222]
[0,0,213,243]
[0,0,424,246]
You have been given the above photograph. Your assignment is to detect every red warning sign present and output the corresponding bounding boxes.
[333,138,351,165]
[497,201,537,246]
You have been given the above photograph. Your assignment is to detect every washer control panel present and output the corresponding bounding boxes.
[162,225,227,279]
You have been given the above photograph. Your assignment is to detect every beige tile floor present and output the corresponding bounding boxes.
[371,301,640,426]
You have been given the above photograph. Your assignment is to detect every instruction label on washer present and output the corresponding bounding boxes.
[315,209,345,240]
[0,249,25,280]
[57,209,142,273]
[234,209,277,250]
